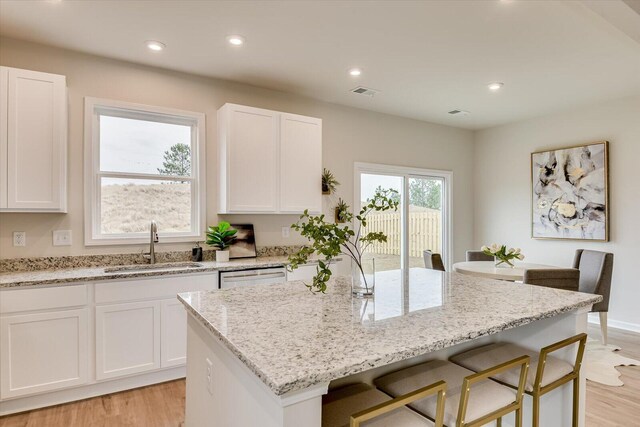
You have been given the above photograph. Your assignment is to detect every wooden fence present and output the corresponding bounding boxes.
[362,209,441,257]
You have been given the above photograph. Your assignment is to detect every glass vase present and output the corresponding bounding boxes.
[494,257,514,268]
[352,258,375,298]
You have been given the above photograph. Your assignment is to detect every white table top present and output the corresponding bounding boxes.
[452,261,561,281]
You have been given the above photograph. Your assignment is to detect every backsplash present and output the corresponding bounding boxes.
[0,245,307,273]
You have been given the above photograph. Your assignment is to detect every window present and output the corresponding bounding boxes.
[354,163,452,272]
[84,98,205,245]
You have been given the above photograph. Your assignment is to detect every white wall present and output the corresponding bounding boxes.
[474,95,640,331]
[0,37,475,261]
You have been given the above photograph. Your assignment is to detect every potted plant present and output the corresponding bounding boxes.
[288,188,399,296]
[206,221,237,262]
[335,198,350,223]
[321,168,340,195]
[481,244,524,268]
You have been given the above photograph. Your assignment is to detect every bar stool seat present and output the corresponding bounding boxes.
[450,334,587,427]
[322,383,436,427]
[450,342,573,391]
[375,360,520,427]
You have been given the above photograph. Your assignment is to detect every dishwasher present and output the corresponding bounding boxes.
[219,267,287,289]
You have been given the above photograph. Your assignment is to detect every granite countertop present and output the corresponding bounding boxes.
[0,256,316,288]
[178,268,602,396]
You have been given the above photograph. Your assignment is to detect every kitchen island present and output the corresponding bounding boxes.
[178,268,601,427]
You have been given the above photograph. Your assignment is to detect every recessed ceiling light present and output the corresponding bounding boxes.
[227,35,246,46]
[349,68,362,77]
[488,82,504,91]
[145,40,165,52]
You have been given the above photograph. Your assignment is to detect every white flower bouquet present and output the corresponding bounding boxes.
[481,244,524,268]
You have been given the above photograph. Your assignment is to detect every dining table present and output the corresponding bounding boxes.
[452,260,562,281]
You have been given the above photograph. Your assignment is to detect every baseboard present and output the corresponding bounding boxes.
[0,366,185,416]
[588,313,640,333]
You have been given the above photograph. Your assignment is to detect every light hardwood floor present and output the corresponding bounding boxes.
[0,325,637,426]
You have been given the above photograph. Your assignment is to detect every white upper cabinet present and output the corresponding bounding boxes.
[0,66,67,212]
[217,103,322,214]
[279,113,322,213]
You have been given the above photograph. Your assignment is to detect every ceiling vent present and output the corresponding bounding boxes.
[350,86,379,97]
[448,109,470,116]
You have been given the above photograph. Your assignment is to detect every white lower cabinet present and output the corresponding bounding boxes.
[161,299,187,368]
[0,308,88,399]
[95,300,161,380]
[0,272,217,413]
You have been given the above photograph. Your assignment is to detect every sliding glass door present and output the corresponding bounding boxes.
[356,163,450,273]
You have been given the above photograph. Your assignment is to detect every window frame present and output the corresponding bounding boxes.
[353,162,453,271]
[84,97,206,246]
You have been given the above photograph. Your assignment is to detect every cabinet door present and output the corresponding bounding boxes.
[0,67,7,209]
[279,113,322,213]
[161,299,187,368]
[95,300,161,380]
[0,308,88,399]
[226,105,278,212]
[5,67,67,211]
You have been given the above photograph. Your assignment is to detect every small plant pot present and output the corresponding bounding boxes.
[216,250,230,262]
[335,207,346,223]
[322,184,331,195]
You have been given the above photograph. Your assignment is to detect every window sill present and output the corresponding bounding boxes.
[85,233,204,246]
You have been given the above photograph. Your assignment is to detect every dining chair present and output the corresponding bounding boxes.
[465,250,493,262]
[322,381,446,427]
[374,356,530,427]
[522,268,580,291]
[423,250,446,272]
[450,333,587,427]
[573,250,614,345]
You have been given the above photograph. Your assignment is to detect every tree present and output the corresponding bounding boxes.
[158,143,191,178]
[375,185,401,204]
[409,179,441,210]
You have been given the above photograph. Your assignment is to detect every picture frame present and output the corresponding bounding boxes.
[531,141,609,241]
[228,224,257,258]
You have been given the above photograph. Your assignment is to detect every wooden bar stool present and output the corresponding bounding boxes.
[322,381,446,427]
[374,357,529,427]
[449,333,587,427]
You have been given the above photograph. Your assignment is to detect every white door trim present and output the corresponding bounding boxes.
[353,162,453,272]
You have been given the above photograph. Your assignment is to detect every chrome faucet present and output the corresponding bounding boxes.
[143,221,159,264]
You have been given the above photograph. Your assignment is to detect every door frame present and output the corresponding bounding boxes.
[354,162,453,272]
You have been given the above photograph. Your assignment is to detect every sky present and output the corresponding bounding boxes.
[99,115,191,179]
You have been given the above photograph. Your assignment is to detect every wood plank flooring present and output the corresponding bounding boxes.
[1,325,637,426]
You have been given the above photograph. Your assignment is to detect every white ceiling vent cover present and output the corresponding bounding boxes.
[351,86,379,97]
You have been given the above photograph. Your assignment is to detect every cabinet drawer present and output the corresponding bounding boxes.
[0,284,87,314]
[95,273,217,304]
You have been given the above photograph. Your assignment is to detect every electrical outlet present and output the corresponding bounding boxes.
[281,227,290,238]
[53,230,72,246]
[205,358,213,395]
[13,231,26,247]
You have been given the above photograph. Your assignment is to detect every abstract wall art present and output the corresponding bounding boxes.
[531,141,609,241]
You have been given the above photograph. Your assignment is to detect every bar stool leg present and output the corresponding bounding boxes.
[515,407,522,427]
[496,417,502,427]
[573,376,580,427]
[532,393,540,427]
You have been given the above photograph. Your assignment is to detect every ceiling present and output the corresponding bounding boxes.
[1,0,639,130]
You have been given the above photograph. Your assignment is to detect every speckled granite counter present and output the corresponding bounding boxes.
[0,256,307,288]
[178,268,602,397]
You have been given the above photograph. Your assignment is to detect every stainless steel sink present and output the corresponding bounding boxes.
[104,261,204,273]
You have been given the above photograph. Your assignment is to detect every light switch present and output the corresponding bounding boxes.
[282,227,290,238]
[53,230,72,246]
